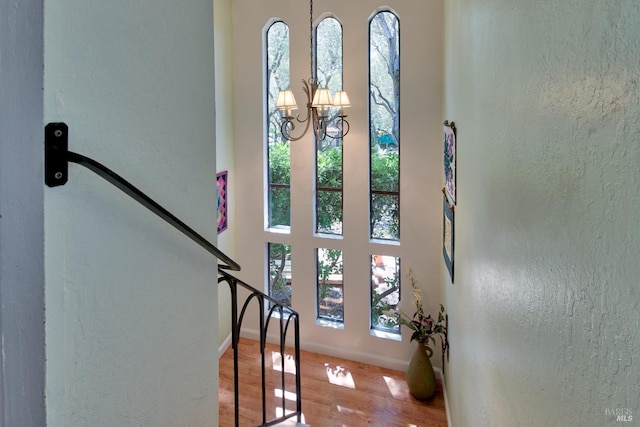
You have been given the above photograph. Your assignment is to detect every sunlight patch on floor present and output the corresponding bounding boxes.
[274,407,307,425]
[383,375,407,399]
[271,351,297,374]
[274,388,298,402]
[336,404,366,416]
[324,363,356,389]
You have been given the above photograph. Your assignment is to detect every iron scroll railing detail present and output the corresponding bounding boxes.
[44,122,302,426]
[219,270,302,427]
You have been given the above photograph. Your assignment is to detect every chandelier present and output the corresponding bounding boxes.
[275,0,351,142]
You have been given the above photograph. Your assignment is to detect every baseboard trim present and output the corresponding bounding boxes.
[239,328,409,371]
[218,333,232,359]
[435,367,452,427]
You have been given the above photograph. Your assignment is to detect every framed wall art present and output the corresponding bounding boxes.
[216,170,228,234]
[443,194,454,282]
[443,120,456,205]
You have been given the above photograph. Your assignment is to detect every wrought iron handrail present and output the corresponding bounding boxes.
[218,269,302,427]
[44,122,302,426]
[44,123,240,271]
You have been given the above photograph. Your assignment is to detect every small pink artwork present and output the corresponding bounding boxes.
[216,171,228,234]
[443,121,456,205]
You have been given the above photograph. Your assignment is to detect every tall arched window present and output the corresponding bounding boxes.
[315,16,345,236]
[369,10,400,241]
[265,21,293,308]
[266,21,291,230]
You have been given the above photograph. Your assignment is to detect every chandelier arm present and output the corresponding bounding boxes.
[321,116,350,141]
[278,78,317,142]
[338,117,350,137]
[280,112,313,142]
[294,107,311,125]
[315,111,328,141]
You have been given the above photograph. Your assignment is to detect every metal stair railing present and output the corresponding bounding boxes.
[44,122,303,427]
[218,269,302,427]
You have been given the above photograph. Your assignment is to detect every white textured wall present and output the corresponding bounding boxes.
[444,0,640,425]
[214,0,237,350]
[43,1,219,426]
[0,0,46,425]
[232,0,445,370]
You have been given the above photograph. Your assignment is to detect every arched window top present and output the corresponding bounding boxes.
[314,13,344,36]
[369,8,400,241]
[316,16,342,36]
[263,19,289,48]
[264,17,289,32]
[265,20,290,61]
[368,6,399,23]
[315,16,344,92]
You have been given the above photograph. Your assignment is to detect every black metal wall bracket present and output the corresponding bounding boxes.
[45,122,69,187]
[42,122,241,271]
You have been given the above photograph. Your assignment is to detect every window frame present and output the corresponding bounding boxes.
[265,19,292,232]
[368,9,401,242]
[314,15,345,237]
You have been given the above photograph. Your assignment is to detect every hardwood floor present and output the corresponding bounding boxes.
[219,338,448,426]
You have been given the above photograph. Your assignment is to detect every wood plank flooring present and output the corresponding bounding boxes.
[219,338,448,427]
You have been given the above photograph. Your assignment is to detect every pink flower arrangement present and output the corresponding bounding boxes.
[390,269,449,363]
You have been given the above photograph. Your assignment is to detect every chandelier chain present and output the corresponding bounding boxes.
[309,0,314,81]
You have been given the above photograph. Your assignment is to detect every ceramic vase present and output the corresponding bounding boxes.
[406,343,436,400]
